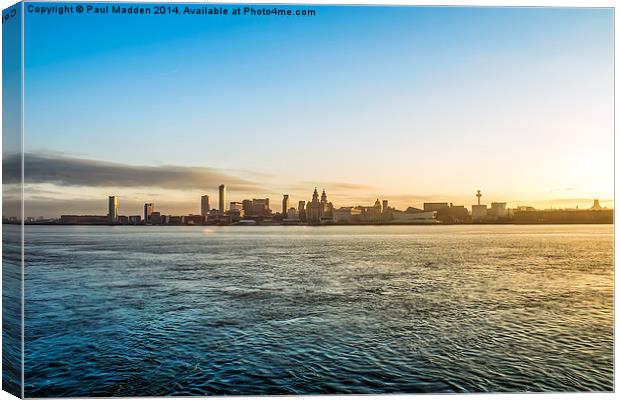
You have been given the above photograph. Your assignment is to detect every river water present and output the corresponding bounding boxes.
[21,225,613,396]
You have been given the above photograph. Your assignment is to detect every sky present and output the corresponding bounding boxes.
[13,4,615,217]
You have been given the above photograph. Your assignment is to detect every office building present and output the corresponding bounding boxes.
[282,194,289,215]
[201,195,210,217]
[424,202,449,212]
[144,203,154,224]
[298,201,306,222]
[108,196,118,224]
[219,184,227,212]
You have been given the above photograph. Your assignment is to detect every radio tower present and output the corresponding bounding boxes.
[476,190,482,205]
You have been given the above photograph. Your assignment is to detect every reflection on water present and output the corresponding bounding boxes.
[23,225,613,396]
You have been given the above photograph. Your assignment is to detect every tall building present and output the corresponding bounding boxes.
[282,194,289,215]
[306,188,334,224]
[382,200,389,213]
[144,202,154,224]
[252,198,271,216]
[298,201,306,222]
[219,184,227,212]
[108,196,118,224]
[201,195,210,217]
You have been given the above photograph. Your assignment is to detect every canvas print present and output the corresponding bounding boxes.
[2,2,614,397]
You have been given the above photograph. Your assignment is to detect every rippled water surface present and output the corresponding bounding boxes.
[23,225,613,396]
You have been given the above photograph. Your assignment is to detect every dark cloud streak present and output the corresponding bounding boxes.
[4,153,263,191]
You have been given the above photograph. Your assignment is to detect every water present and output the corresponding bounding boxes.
[22,225,613,396]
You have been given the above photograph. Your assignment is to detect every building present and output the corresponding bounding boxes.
[282,194,289,215]
[391,210,437,223]
[436,204,470,224]
[306,188,334,224]
[108,196,118,224]
[219,184,227,212]
[129,215,142,225]
[333,207,361,223]
[201,195,210,217]
[150,211,162,225]
[183,215,206,225]
[252,198,271,217]
[144,203,154,224]
[298,201,306,222]
[229,202,244,212]
[471,205,488,222]
[382,200,389,213]
[489,202,508,219]
[424,203,449,212]
[513,207,613,224]
[117,215,129,225]
[242,199,254,216]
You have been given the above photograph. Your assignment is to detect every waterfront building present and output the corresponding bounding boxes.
[306,188,334,224]
[333,207,361,223]
[424,202,449,212]
[282,208,300,224]
[282,194,289,215]
[128,215,141,225]
[251,199,271,216]
[471,205,488,223]
[219,184,227,212]
[201,195,210,217]
[298,201,306,222]
[117,215,129,225]
[242,199,254,216]
[382,200,389,213]
[391,210,437,223]
[489,202,508,219]
[108,196,118,224]
[436,204,470,224]
[144,203,154,224]
[183,215,206,225]
[229,202,244,212]
[150,211,162,225]
[513,207,613,224]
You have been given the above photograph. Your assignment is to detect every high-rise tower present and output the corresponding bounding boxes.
[219,185,227,212]
[282,194,289,215]
[201,195,210,217]
[108,196,118,224]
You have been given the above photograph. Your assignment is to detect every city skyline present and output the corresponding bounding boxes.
[11,6,613,217]
[13,180,613,221]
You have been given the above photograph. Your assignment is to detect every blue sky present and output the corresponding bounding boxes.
[19,4,614,216]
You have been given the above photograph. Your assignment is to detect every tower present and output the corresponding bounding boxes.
[108,196,118,224]
[219,184,227,212]
[201,195,210,217]
[144,202,154,224]
[321,189,327,204]
[282,194,289,215]
[476,190,482,206]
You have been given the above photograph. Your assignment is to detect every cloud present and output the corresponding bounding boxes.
[3,152,263,192]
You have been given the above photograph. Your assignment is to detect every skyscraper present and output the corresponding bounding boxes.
[298,201,306,222]
[201,195,210,217]
[144,202,154,224]
[282,194,289,215]
[108,196,118,224]
[219,184,227,212]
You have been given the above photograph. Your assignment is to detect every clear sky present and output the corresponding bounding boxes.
[19,4,613,217]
